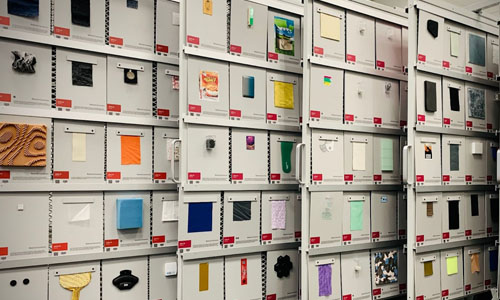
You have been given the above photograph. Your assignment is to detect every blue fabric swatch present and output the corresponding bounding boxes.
[188,202,213,233]
[490,250,498,272]
[116,198,143,230]
[8,0,39,18]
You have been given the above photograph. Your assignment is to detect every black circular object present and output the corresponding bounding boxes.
[23,278,29,285]
[274,255,293,278]
[10,280,16,287]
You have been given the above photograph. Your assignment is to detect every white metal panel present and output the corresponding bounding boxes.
[443,21,466,74]
[102,257,148,300]
[464,192,486,239]
[341,250,372,300]
[486,34,499,79]
[416,192,442,247]
[309,192,343,248]
[153,127,179,184]
[441,193,466,243]
[486,140,498,184]
[417,11,444,68]
[53,0,105,44]
[268,9,302,65]
[311,129,344,185]
[415,132,442,186]
[371,192,397,242]
[156,63,180,121]
[375,20,403,73]
[222,191,260,248]
[441,135,466,185]
[185,0,227,52]
[309,65,343,125]
[440,248,464,300]
[400,80,408,128]
[225,254,262,300]
[108,0,154,52]
[486,87,499,132]
[312,2,345,62]
[463,246,484,294]
[414,252,441,300]
[398,192,407,240]
[343,132,373,185]
[346,11,375,68]
[231,128,267,184]
[156,0,180,57]
[373,77,400,129]
[49,262,100,300]
[308,253,341,300]
[229,64,267,122]
[402,27,408,71]
[182,257,224,300]
[484,244,498,289]
[266,249,299,299]
[151,191,178,248]
[442,77,465,129]
[342,192,370,245]
[344,72,374,126]
[0,266,48,300]
[465,137,487,184]
[150,255,177,300]
[0,0,50,35]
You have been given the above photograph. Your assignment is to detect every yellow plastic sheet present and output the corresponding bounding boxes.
[446,256,458,275]
[274,81,294,109]
[199,263,209,291]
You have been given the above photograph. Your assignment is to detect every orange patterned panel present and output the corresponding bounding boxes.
[0,123,47,167]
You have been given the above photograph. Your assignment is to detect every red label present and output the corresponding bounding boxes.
[442,232,450,239]
[443,175,450,182]
[373,288,382,296]
[345,114,354,121]
[0,171,10,179]
[310,237,320,244]
[465,175,472,182]
[312,174,323,181]
[154,172,167,180]
[399,229,406,236]
[187,35,200,45]
[0,247,7,256]
[54,26,70,36]
[442,61,450,68]
[152,236,166,243]
[188,104,202,113]
[465,230,472,236]
[0,93,12,102]
[342,234,352,241]
[465,284,471,291]
[418,54,426,62]
[54,171,69,179]
[400,120,407,127]
[417,296,424,300]
[157,109,170,116]
[374,175,382,181]
[488,227,493,233]
[270,173,281,181]
[232,173,243,180]
[230,44,242,54]
[418,114,426,122]
[466,121,473,127]
[241,258,248,285]
[295,231,301,238]
[487,123,493,129]
[488,175,493,181]
[416,235,424,242]
[0,16,10,26]
[156,44,169,53]
[373,117,382,124]
[105,239,119,247]
[107,104,121,112]
[488,72,494,78]
[268,52,278,60]
[267,294,277,300]
[466,66,472,73]
[314,47,324,55]
[109,36,124,46]
[344,174,353,181]
[310,110,321,118]
[372,232,380,238]
[262,233,272,241]
[107,172,121,180]
[343,294,352,300]
[52,243,68,252]
[486,279,491,286]
[346,54,356,62]
[230,109,242,118]
[267,113,277,121]
[188,172,201,180]
[442,290,449,297]
[443,118,451,125]
[223,236,235,244]
[56,98,72,108]
[178,240,192,248]
[416,175,424,182]
[376,60,385,68]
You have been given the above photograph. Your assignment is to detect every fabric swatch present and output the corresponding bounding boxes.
[72,133,86,162]
[381,139,394,172]
[426,202,433,217]
[318,264,332,296]
[233,201,251,222]
[450,87,460,112]
[424,81,437,112]
[448,200,460,230]
[446,256,458,275]
[424,261,433,276]
[274,81,294,109]
[471,194,479,217]
[11,51,36,73]
[242,76,255,98]
[320,13,340,41]
[274,255,293,278]
[72,62,93,87]
[59,272,91,300]
[162,200,178,222]
[427,19,439,38]
[350,201,364,231]
[199,263,209,291]
[468,88,485,120]
[116,198,143,230]
[469,34,486,67]
[490,250,498,272]
[121,136,141,165]
[450,32,460,57]
[71,0,90,27]
[374,251,398,285]
[188,202,213,233]
[0,123,47,166]
[8,0,39,17]
[450,144,460,171]
[352,142,366,171]
[127,0,138,9]
[280,141,294,173]
[202,0,212,15]
[274,16,295,56]
[491,197,499,223]
[471,253,480,273]
[271,200,286,230]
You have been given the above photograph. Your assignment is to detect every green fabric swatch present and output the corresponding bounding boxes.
[380,139,394,171]
[281,141,294,174]
[350,201,364,231]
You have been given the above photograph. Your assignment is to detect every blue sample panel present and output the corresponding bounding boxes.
[116,198,143,230]
[188,202,213,233]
